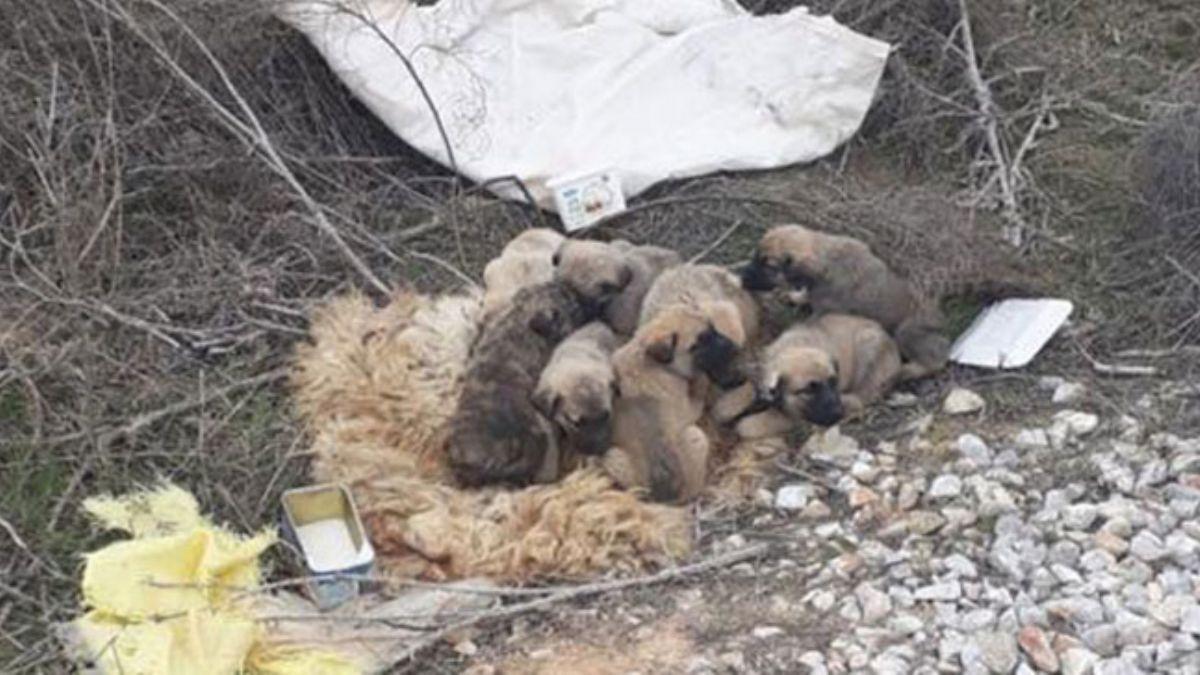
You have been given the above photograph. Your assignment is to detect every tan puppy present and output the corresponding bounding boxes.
[640,263,761,348]
[553,238,682,335]
[604,305,738,503]
[603,395,709,504]
[741,224,948,380]
[728,314,902,439]
[481,228,565,321]
[533,321,621,458]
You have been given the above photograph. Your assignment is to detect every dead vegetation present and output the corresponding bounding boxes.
[1,0,1198,671]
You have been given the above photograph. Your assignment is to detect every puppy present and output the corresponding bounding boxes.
[603,395,709,504]
[533,321,620,458]
[553,239,682,335]
[600,304,747,501]
[740,224,948,380]
[448,280,593,487]
[730,313,902,439]
[481,228,565,321]
[637,263,761,388]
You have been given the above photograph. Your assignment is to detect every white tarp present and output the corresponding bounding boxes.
[279,0,891,210]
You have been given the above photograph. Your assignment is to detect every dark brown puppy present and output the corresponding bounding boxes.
[740,224,948,380]
[448,280,594,487]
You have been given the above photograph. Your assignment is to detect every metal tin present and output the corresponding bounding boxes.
[280,483,375,610]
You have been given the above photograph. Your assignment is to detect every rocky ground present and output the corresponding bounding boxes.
[445,371,1200,675]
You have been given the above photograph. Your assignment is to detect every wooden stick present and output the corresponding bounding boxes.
[395,544,771,662]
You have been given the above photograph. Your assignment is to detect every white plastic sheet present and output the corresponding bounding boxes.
[279,0,891,210]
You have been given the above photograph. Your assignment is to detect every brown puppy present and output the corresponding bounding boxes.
[729,314,902,439]
[601,304,746,502]
[740,224,948,380]
[481,228,565,321]
[448,280,594,487]
[553,238,682,335]
[533,321,620,458]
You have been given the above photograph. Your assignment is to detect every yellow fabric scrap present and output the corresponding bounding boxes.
[71,483,359,675]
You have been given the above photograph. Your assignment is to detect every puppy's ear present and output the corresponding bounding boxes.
[532,388,562,420]
[645,333,677,364]
[618,264,634,289]
[528,309,558,338]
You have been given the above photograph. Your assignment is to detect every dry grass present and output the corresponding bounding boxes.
[1,0,1197,670]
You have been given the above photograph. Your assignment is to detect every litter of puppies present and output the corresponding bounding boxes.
[289,223,952,582]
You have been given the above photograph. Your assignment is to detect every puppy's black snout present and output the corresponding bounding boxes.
[739,261,777,292]
[804,381,845,427]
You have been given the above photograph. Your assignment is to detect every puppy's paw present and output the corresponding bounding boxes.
[601,447,640,490]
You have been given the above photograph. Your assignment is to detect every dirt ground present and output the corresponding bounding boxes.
[1,0,1198,672]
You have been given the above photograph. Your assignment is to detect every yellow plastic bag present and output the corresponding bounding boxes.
[69,483,357,675]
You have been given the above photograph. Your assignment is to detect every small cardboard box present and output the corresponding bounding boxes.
[280,484,375,610]
[547,169,626,232]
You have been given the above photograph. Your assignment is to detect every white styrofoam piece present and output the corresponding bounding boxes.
[950,298,1074,369]
[548,169,626,231]
[294,518,375,574]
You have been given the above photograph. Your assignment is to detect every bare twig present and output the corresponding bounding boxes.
[955,0,1028,246]
[395,543,771,662]
[1075,342,1158,377]
[0,517,28,552]
[689,219,746,264]
[45,367,288,448]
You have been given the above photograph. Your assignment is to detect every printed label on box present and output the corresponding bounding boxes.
[549,170,626,232]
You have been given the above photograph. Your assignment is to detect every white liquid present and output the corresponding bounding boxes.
[294,518,366,573]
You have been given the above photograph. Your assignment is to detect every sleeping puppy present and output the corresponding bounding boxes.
[727,313,902,439]
[481,228,565,321]
[448,280,594,487]
[740,224,948,381]
[533,321,620,458]
[601,304,747,501]
[553,238,682,335]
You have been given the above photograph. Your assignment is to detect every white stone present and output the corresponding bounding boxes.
[1052,563,1084,585]
[850,461,879,484]
[929,474,963,499]
[1182,605,1200,634]
[808,590,836,612]
[943,388,985,415]
[752,625,785,639]
[1014,428,1050,450]
[891,614,924,635]
[1055,410,1100,436]
[1082,624,1120,657]
[1060,648,1100,675]
[915,581,962,602]
[1063,503,1100,530]
[803,427,860,468]
[1053,381,1087,404]
[943,554,979,579]
[870,653,909,675]
[976,631,1019,674]
[1130,532,1168,563]
[957,433,993,466]
[856,584,892,625]
[774,484,813,511]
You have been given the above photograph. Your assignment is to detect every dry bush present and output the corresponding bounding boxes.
[1120,73,1200,346]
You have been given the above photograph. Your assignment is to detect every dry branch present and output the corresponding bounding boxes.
[87,0,390,295]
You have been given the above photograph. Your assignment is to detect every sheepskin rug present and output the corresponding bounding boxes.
[291,288,719,582]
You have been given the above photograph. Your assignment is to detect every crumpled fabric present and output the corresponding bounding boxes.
[68,483,358,675]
